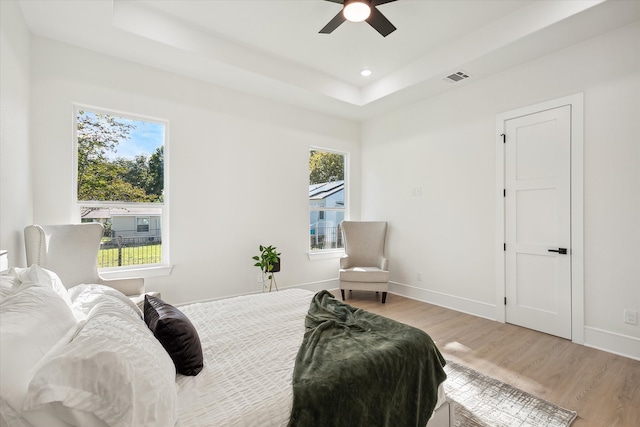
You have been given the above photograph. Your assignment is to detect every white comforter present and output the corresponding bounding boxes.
[176,289,315,427]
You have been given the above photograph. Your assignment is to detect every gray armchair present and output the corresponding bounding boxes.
[24,223,153,307]
[339,221,390,303]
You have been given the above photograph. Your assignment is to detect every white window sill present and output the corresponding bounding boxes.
[100,264,173,279]
[307,249,344,261]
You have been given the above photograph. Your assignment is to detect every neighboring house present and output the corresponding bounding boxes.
[309,181,344,249]
[81,207,162,244]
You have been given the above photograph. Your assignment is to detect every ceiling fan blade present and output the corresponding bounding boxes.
[372,0,397,5]
[320,11,347,34]
[366,7,396,37]
[323,0,344,3]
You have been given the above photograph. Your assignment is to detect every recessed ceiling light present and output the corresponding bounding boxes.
[360,69,372,77]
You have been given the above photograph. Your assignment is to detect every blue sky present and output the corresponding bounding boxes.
[80,111,164,160]
[110,116,164,160]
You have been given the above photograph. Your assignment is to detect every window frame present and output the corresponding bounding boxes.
[73,104,171,278]
[308,147,349,257]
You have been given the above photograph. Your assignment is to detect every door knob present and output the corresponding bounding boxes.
[548,248,567,255]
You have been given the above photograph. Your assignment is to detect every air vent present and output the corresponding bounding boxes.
[444,71,471,83]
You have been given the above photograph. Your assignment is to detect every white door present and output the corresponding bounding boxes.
[504,105,572,339]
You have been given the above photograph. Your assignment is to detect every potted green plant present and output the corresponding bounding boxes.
[252,245,281,292]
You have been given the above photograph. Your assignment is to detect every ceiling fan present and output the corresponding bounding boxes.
[319,0,398,37]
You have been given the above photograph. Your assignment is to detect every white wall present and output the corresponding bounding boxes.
[0,0,32,268]
[6,0,637,359]
[29,37,360,303]
[362,23,640,359]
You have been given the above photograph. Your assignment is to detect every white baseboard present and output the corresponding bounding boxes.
[178,278,339,306]
[583,326,640,361]
[283,278,339,293]
[389,281,497,321]
[390,282,640,361]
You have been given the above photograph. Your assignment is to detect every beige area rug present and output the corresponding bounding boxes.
[444,361,577,427]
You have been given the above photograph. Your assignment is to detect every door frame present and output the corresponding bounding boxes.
[495,93,584,344]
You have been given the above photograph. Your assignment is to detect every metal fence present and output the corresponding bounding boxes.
[98,230,162,267]
[310,225,343,250]
[98,225,345,266]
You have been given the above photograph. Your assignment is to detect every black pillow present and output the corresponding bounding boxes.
[144,295,204,376]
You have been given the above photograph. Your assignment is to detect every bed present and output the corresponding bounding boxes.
[0,265,453,427]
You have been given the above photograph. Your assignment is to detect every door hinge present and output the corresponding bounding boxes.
[504,243,506,251]
[504,297,507,305]
[501,133,506,143]
[503,189,506,197]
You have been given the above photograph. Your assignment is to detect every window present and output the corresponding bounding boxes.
[136,217,150,233]
[309,149,346,251]
[75,107,167,270]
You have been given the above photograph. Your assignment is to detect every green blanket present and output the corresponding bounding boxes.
[288,291,447,427]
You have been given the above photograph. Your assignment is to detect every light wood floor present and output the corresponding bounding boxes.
[331,290,640,427]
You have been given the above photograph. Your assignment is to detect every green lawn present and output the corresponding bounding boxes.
[98,243,162,268]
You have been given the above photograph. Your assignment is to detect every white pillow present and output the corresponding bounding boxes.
[14,265,72,306]
[23,289,178,427]
[68,283,141,318]
[1,398,37,427]
[0,285,77,415]
[0,270,20,301]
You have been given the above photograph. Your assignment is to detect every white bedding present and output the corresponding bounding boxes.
[1,267,178,427]
[1,267,447,427]
[176,288,446,427]
[176,289,313,426]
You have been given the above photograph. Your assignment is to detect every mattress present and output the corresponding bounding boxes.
[176,289,446,427]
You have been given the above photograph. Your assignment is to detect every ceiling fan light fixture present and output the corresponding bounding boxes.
[319,0,396,37]
[343,0,371,23]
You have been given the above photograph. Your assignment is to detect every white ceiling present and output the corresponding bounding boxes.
[18,0,640,120]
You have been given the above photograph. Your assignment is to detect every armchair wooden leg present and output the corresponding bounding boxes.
[381,292,387,304]
[340,289,345,300]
